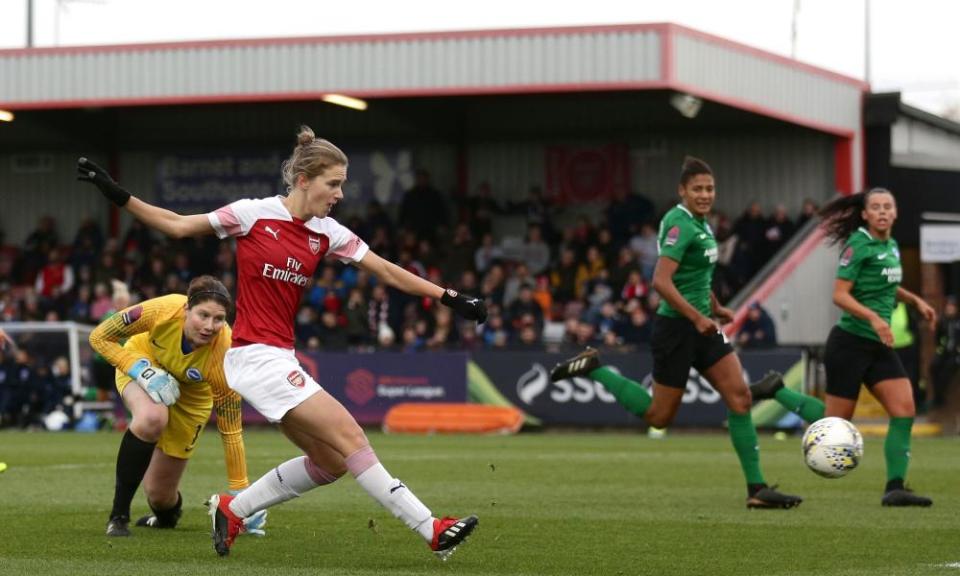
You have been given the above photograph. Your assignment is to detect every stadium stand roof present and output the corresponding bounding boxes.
[0,23,866,190]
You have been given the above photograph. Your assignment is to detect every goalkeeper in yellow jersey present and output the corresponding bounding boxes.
[89,275,265,537]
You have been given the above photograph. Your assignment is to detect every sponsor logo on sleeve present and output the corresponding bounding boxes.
[664,225,680,247]
[287,370,306,388]
[121,306,143,326]
[186,367,202,381]
[839,246,854,267]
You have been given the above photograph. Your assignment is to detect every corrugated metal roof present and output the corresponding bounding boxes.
[1,24,863,130]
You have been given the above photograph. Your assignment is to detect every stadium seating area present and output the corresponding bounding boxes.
[0,181,813,428]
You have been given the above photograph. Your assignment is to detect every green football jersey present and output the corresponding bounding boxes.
[656,204,718,318]
[836,227,902,341]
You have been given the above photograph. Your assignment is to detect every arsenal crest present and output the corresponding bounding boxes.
[308,235,321,255]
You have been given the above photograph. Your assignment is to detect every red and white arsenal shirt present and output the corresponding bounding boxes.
[207,196,368,349]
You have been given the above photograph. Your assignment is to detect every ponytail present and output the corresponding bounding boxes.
[818,188,893,244]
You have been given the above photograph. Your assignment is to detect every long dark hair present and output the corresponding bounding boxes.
[818,187,894,244]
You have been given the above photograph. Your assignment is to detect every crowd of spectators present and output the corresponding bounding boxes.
[0,173,818,427]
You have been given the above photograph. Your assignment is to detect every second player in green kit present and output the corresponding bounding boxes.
[751,188,937,506]
[551,156,802,509]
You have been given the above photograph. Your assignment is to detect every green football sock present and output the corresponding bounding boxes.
[773,387,825,423]
[727,411,766,486]
[884,417,913,483]
[589,367,652,417]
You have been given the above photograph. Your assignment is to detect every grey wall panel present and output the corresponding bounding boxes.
[673,33,862,133]
[1,31,662,105]
[891,117,960,171]
[0,152,110,247]
[762,239,841,345]
[465,131,834,219]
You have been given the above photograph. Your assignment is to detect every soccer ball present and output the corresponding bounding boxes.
[801,417,864,478]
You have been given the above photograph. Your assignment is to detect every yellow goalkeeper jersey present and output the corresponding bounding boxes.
[89,293,249,490]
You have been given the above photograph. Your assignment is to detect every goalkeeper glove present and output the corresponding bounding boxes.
[127,359,180,406]
[440,289,487,323]
[228,489,268,537]
[77,157,132,207]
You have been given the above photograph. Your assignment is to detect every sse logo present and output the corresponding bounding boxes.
[516,364,617,405]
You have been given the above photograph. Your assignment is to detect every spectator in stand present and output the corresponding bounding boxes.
[503,263,534,309]
[482,311,509,349]
[512,185,556,243]
[575,245,607,300]
[796,198,819,228]
[458,270,479,296]
[609,246,640,298]
[367,226,395,262]
[731,201,766,289]
[474,233,504,276]
[465,181,503,240]
[620,269,649,305]
[368,284,396,342]
[762,204,796,263]
[550,247,580,304]
[521,224,551,276]
[532,275,554,320]
[628,222,659,282]
[363,200,393,238]
[595,228,618,270]
[91,280,132,402]
[618,300,652,346]
[606,188,655,247]
[344,288,370,347]
[10,347,38,428]
[71,217,104,272]
[20,216,59,283]
[443,224,476,282]
[35,248,74,312]
[93,247,122,289]
[121,219,155,261]
[512,323,542,350]
[68,284,93,323]
[41,355,72,417]
[931,296,960,408]
[570,215,596,258]
[399,168,448,243]
[507,284,544,333]
[480,263,506,309]
[317,310,349,350]
[594,301,621,341]
[426,306,460,350]
[737,302,778,349]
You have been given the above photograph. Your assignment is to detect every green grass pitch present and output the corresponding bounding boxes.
[0,429,957,575]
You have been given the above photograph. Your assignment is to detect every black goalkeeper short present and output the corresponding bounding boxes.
[823,325,908,400]
[651,314,733,389]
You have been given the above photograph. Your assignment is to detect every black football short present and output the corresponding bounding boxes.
[651,314,733,389]
[823,325,908,400]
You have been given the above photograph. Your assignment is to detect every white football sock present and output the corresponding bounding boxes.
[229,455,338,518]
[347,445,434,541]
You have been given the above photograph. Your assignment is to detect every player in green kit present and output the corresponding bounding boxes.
[750,188,937,506]
[551,157,802,509]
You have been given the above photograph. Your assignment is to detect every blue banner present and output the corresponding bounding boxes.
[155,148,413,212]
[470,349,803,427]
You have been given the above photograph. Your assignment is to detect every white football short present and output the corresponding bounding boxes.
[224,344,321,423]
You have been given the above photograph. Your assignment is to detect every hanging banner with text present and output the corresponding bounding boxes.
[470,349,803,427]
[155,148,414,212]
[920,224,960,263]
[544,143,630,204]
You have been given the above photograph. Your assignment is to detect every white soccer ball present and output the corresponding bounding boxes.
[801,417,864,478]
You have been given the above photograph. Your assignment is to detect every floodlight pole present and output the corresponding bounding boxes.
[864,0,872,87]
[26,0,34,47]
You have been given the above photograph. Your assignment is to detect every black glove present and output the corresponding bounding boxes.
[440,289,487,324]
[76,157,131,207]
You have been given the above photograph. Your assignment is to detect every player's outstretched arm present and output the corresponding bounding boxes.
[77,157,214,239]
[356,250,487,323]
